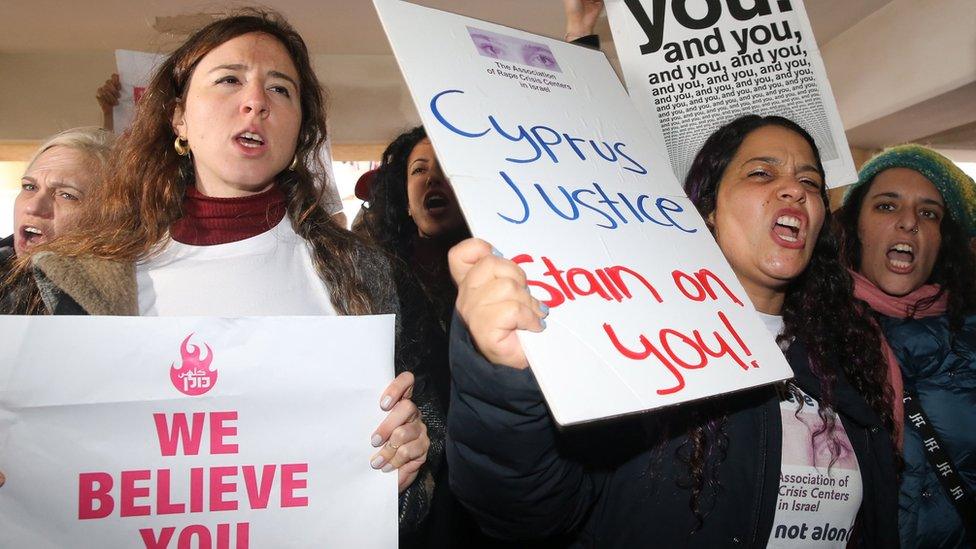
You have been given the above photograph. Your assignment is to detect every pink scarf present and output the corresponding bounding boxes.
[850,270,948,319]
[850,270,949,449]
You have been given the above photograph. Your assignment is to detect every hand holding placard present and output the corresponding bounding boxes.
[604,0,856,186]
[375,0,794,424]
[451,238,548,370]
[564,0,605,41]
[370,372,431,492]
[96,74,121,130]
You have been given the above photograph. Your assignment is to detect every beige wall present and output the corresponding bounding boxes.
[0,51,419,147]
[822,0,976,131]
[0,52,115,139]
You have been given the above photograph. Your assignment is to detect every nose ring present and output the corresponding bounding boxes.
[911,226,919,234]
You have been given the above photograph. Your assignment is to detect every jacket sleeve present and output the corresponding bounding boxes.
[447,312,599,540]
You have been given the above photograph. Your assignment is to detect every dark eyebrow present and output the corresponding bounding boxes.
[871,191,944,208]
[208,63,246,74]
[409,158,430,168]
[268,70,299,90]
[208,64,299,90]
[741,156,822,176]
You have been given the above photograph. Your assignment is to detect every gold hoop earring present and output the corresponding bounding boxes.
[174,137,190,156]
[289,155,299,171]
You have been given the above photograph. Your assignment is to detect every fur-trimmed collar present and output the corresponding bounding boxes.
[0,234,14,266]
[31,252,137,315]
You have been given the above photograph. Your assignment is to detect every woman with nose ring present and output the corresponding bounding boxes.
[836,145,976,547]
[445,115,899,546]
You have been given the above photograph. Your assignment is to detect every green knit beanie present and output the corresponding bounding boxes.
[843,144,976,237]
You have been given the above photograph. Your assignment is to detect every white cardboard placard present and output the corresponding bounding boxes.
[605,0,857,188]
[374,0,794,425]
[113,50,167,134]
[0,315,397,548]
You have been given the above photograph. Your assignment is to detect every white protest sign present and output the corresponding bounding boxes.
[114,50,167,134]
[374,0,793,425]
[0,316,397,548]
[606,0,856,188]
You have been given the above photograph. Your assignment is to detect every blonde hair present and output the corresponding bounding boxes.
[24,126,114,174]
[2,126,114,313]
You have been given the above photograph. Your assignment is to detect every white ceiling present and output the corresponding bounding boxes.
[1,0,894,54]
[10,0,972,153]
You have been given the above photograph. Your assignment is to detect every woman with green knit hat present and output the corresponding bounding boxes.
[836,144,976,548]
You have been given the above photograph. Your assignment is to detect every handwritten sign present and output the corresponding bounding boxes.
[0,316,397,547]
[374,0,794,425]
[605,0,856,187]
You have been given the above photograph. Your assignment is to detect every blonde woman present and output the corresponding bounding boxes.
[2,127,113,261]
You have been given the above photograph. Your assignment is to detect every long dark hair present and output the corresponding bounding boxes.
[836,177,976,330]
[12,9,381,315]
[362,126,471,328]
[363,126,429,260]
[680,115,896,526]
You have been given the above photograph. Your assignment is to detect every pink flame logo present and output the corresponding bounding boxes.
[169,333,217,396]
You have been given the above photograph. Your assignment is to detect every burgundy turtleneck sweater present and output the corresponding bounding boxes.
[169,184,287,246]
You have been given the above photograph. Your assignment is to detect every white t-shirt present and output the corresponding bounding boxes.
[136,218,336,316]
[758,312,864,547]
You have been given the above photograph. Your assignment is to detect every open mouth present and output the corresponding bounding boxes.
[423,192,449,213]
[772,215,802,243]
[886,242,915,271]
[20,225,45,248]
[235,131,265,149]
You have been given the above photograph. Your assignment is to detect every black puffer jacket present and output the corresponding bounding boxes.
[0,235,15,312]
[447,316,899,547]
[0,234,12,262]
[881,313,976,547]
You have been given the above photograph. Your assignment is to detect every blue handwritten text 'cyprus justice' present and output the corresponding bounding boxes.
[429,89,696,232]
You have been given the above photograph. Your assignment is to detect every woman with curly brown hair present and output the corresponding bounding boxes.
[446,115,899,546]
[0,10,443,533]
